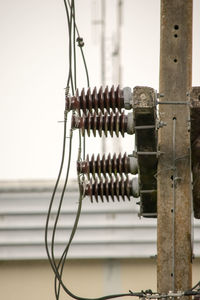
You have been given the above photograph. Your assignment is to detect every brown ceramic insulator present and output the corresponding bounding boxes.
[71,113,85,136]
[71,111,129,137]
[77,153,134,179]
[65,89,80,112]
[84,175,132,203]
[66,85,124,114]
[77,155,90,174]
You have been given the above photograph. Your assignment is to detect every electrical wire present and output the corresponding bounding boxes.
[44,1,91,299]
[45,2,136,299]
[44,111,68,281]
[73,0,77,90]
[53,2,77,299]
[52,128,74,300]
[45,1,151,300]
[66,0,90,88]
[53,0,90,294]
[66,0,90,161]
[45,0,75,297]
[50,2,75,299]
[46,2,200,300]
[54,122,83,300]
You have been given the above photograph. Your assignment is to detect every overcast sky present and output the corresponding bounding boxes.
[0,0,200,180]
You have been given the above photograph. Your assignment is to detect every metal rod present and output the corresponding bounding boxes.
[135,125,156,130]
[137,151,158,155]
[140,190,157,194]
[139,213,158,217]
[172,117,177,292]
[157,101,190,105]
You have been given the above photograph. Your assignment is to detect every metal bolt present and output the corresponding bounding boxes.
[123,87,133,110]
[157,93,165,98]
[157,120,167,129]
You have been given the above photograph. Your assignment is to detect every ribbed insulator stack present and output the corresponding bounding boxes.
[71,111,134,137]
[66,86,126,114]
[84,175,139,202]
[68,85,138,203]
[77,153,138,178]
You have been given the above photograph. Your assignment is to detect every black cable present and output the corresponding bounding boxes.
[45,0,75,292]
[44,112,68,277]
[45,1,141,300]
[50,130,135,300]
[45,1,136,299]
[63,0,74,93]
[68,0,74,95]
[67,0,90,87]
[51,128,74,300]
[53,1,77,299]
[190,280,200,291]
[53,1,87,296]
[184,281,200,295]
[50,1,81,298]
[67,0,90,160]
[72,0,77,91]
[48,2,134,297]
[55,124,82,300]
[50,0,75,271]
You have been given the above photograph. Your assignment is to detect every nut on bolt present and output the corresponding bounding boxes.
[123,87,133,110]
[157,92,165,98]
[157,120,167,129]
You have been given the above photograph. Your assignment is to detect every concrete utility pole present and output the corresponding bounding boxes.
[157,0,192,295]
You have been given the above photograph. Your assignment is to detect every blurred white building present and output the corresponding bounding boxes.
[0,180,199,300]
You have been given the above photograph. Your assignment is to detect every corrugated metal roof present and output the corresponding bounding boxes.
[0,181,199,260]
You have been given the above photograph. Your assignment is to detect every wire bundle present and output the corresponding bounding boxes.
[44,1,90,299]
[44,1,200,300]
[44,1,137,299]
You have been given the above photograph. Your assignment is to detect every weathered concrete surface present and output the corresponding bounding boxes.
[158,0,192,295]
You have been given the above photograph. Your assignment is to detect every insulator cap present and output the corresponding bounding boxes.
[84,175,140,203]
[71,111,135,137]
[66,86,126,114]
[77,153,138,178]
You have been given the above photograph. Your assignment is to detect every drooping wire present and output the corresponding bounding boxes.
[185,281,200,292]
[46,1,200,298]
[44,3,133,300]
[52,129,74,300]
[73,0,77,90]
[45,1,136,300]
[54,126,82,300]
[52,3,78,298]
[53,0,91,295]
[66,0,89,160]
[67,0,90,89]
[44,110,68,283]
[43,1,88,299]
[45,2,181,300]
[45,1,159,300]
[44,0,73,267]
[45,0,75,298]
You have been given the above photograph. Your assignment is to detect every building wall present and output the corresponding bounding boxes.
[0,182,199,260]
[0,182,199,300]
[0,258,199,300]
